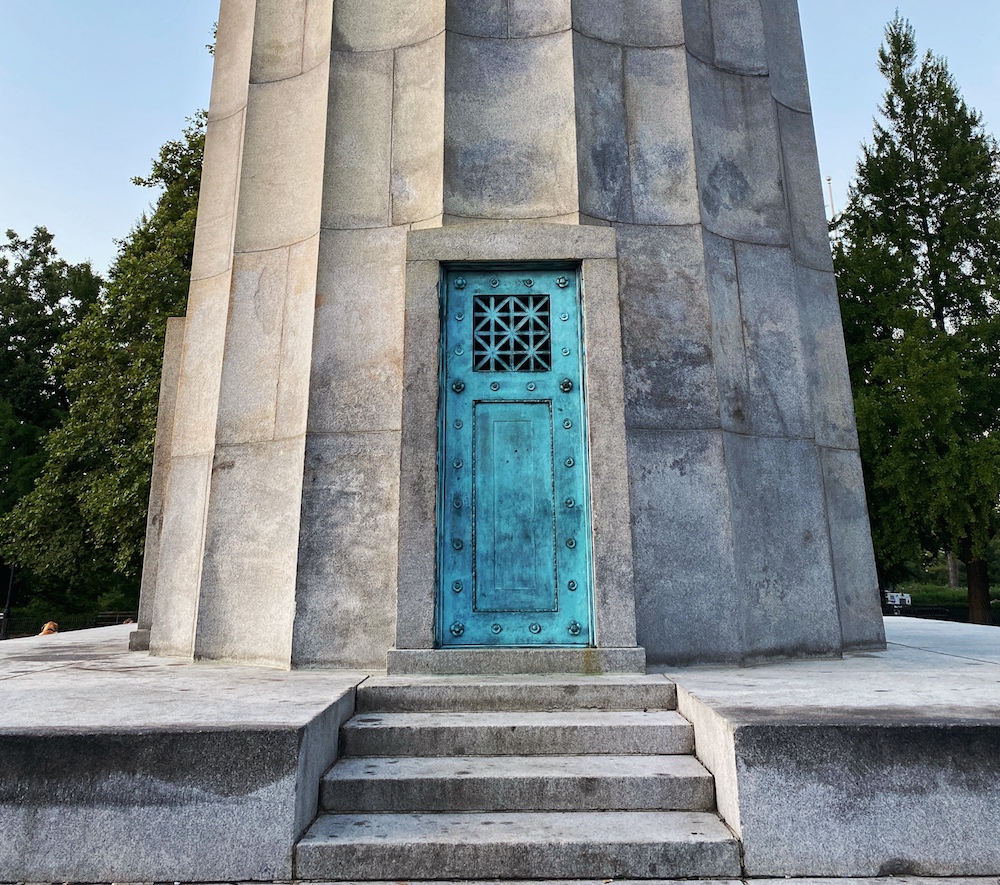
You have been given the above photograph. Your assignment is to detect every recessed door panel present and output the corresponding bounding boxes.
[474,403,557,613]
[438,267,593,647]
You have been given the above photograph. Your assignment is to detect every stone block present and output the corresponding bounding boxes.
[137,317,185,632]
[291,432,401,669]
[249,0,304,83]
[444,31,579,220]
[708,0,767,75]
[194,438,307,667]
[334,0,445,51]
[627,429,742,665]
[581,258,636,648]
[819,447,885,650]
[191,111,244,282]
[573,33,631,223]
[737,722,1000,875]
[733,242,811,438]
[169,272,230,458]
[408,220,616,261]
[392,33,446,225]
[573,0,685,48]
[446,0,506,38]
[723,432,843,660]
[274,234,321,441]
[687,54,789,245]
[213,245,290,446]
[207,0,254,122]
[702,231,751,433]
[323,49,393,229]
[396,259,442,650]
[302,0,337,69]
[309,227,408,434]
[624,47,700,225]
[617,224,720,431]
[759,0,811,112]
[509,0,572,37]
[680,0,714,63]
[235,59,329,252]
[148,452,213,658]
[777,102,835,272]
[795,263,859,449]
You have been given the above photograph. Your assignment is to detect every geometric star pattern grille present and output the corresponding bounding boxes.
[473,294,551,372]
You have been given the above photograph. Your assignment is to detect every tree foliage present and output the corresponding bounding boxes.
[834,16,1000,623]
[0,229,101,515]
[0,116,204,606]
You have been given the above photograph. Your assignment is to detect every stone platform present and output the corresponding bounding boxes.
[0,619,997,882]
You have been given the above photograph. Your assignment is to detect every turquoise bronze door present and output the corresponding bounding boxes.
[438,267,594,647]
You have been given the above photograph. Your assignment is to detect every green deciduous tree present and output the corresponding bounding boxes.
[0,116,204,609]
[834,16,1000,624]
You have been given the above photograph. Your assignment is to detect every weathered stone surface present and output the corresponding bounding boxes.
[0,627,361,883]
[709,0,767,75]
[340,710,693,756]
[509,0,572,37]
[395,259,441,650]
[723,432,842,661]
[573,0,685,48]
[169,272,230,458]
[673,620,1000,875]
[680,0,714,64]
[215,235,319,446]
[733,242,811,438]
[387,647,647,675]
[191,111,245,282]
[573,33,631,223]
[759,0,811,112]
[392,33,446,225]
[291,431,401,669]
[194,437,307,667]
[137,318,185,633]
[819,447,885,650]
[444,31,579,219]
[323,49,393,229]
[148,452,213,658]
[322,754,714,812]
[582,258,637,648]
[701,231,751,433]
[625,48,700,225]
[334,0,445,52]
[207,0,254,122]
[617,224,720,430]
[356,674,677,712]
[687,54,788,245]
[446,0,506,38]
[235,60,329,252]
[309,227,407,434]
[407,220,617,261]
[777,102,835,272]
[795,263,859,449]
[628,429,741,665]
[297,810,740,880]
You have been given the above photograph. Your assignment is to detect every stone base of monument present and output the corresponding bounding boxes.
[0,619,997,881]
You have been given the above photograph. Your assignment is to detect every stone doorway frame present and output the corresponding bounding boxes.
[389,221,643,674]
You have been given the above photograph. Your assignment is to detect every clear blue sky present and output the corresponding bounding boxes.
[1,2,998,274]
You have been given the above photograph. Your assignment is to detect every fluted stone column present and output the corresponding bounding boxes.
[290,0,446,668]
[149,0,255,659]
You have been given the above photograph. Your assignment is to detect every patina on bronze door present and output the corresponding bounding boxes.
[437,267,594,647]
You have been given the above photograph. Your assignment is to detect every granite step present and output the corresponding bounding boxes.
[296,810,741,881]
[321,753,715,812]
[340,710,693,757]
[355,674,677,713]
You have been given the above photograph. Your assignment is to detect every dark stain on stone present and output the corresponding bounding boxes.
[703,158,751,215]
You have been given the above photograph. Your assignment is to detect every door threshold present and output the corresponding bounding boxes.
[386,646,646,676]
